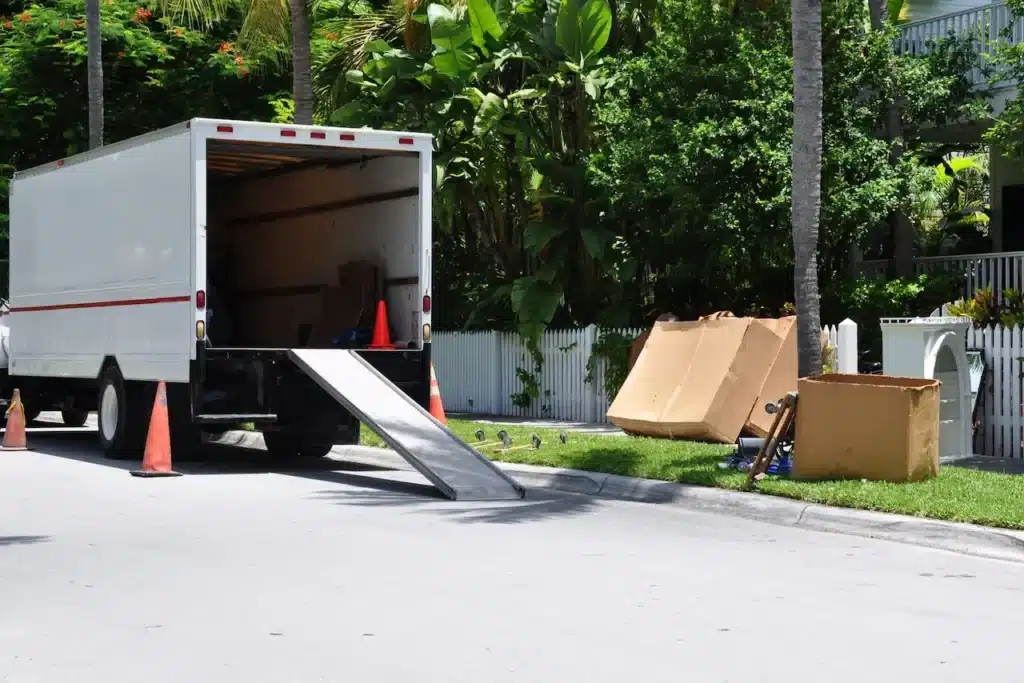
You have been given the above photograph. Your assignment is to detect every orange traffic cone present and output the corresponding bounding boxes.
[130,381,182,478]
[428,363,447,426]
[2,389,28,451]
[367,299,395,350]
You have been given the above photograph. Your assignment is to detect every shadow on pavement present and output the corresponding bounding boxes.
[311,486,598,524]
[18,430,488,505]
[18,425,593,522]
[0,535,50,547]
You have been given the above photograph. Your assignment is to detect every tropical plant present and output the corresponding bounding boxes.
[331,0,616,343]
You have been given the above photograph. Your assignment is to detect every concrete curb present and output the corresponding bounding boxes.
[213,430,1024,564]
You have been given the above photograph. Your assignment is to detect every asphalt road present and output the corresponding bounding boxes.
[3,425,1024,683]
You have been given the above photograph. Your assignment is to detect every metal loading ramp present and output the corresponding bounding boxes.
[288,349,526,501]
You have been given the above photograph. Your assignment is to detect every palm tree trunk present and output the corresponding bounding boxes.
[289,0,314,124]
[86,0,104,149]
[791,0,823,377]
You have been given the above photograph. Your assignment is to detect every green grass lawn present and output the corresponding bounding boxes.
[360,418,1024,531]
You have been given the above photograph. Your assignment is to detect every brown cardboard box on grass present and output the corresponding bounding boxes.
[793,373,940,483]
[745,316,798,437]
[608,316,783,443]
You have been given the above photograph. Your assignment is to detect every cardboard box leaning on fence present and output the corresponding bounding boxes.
[608,315,785,443]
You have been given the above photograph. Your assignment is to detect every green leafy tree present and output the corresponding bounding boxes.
[329,0,616,341]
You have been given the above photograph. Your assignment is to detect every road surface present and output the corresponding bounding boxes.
[2,425,1023,682]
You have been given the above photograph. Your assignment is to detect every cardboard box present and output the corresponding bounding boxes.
[627,313,681,373]
[745,316,798,437]
[608,317,783,443]
[793,374,940,482]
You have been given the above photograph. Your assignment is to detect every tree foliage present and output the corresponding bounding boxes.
[0,0,289,285]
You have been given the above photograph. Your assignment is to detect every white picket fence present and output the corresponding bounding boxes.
[967,325,1024,459]
[433,323,853,425]
[432,326,644,423]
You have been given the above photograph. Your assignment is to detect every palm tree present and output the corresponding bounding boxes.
[159,0,315,124]
[791,0,823,377]
[86,0,103,149]
[240,0,314,123]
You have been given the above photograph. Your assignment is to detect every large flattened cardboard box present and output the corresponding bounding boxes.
[745,316,797,437]
[793,374,940,483]
[608,317,783,443]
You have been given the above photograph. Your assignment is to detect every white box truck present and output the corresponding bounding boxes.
[3,118,523,501]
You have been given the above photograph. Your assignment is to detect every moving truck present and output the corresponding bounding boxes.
[3,119,523,501]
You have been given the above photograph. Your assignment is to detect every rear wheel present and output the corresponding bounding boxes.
[97,366,148,459]
[262,429,334,459]
[61,409,89,427]
[166,382,203,460]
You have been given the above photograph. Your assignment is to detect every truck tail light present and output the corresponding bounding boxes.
[422,295,431,313]
[196,290,206,309]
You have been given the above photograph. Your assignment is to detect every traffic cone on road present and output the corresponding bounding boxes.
[367,299,395,350]
[130,381,181,478]
[428,363,447,426]
[2,389,28,451]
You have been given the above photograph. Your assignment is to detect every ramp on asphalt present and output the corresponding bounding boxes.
[288,349,526,501]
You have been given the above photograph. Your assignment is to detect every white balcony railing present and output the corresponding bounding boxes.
[896,2,1024,88]
[861,251,1024,296]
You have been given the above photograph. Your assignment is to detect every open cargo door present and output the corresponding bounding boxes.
[288,349,526,501]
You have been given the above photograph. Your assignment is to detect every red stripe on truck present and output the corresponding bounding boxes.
[10,295,191,313]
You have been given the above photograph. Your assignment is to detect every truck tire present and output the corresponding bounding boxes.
[97,366,148,459]
[61,409,89,427]
[166,382,203,460]
[262,429,334,459]
[336,416,361,446]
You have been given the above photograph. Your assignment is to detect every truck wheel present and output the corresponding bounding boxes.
[262,430,334,459]
[61,409,89,427]
[24,405,41,424]
[167,382,203,460]
[336,416,361,446]
[97,367,147,459]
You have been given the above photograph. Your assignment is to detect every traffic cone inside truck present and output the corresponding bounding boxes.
[2,119,523,501]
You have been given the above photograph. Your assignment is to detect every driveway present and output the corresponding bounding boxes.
[2,424,1024,682]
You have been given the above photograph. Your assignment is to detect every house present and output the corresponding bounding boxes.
[864,0,1024,292]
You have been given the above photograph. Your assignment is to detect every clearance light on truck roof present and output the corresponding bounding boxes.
[340,133,356,141]
[216,125,234,133]
[399,137,414,145]
[196,290,206,309]
[196,320,206,340]
[310,131,326,140]
[280,129,297,138]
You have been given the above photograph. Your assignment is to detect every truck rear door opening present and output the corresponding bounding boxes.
[204,139,423,351]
